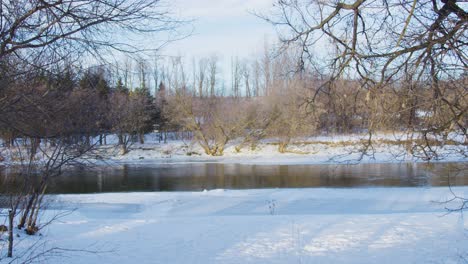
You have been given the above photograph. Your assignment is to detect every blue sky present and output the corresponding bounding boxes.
[164,0,276,60]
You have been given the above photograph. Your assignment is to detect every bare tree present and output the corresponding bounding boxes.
[242,60,252,98]
[231,56,241,98]
[262,41,273,96]
[165,89,254,156]
[0,68,108,258]
[152,56,161,97]
[137,58,149,91]
[0,0,183,64]
[263,0,467,159]
[208,55,218,97]
[123,57,133,90]
[0,0,183,259]
[266,77,319,153]
[253,59,261,97]
[197,58,208,98]
[108,89,154,154]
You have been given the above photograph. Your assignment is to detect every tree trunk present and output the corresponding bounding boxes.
[121,144,128,155]
[30,137,40,160]
[118,134,124,145]
[278,142,288,153]
[18,193,36,229]
[27,186,46,235]
[8,210,14,258]
[25,194,39,232]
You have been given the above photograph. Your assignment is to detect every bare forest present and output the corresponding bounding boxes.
[2,46,466,159]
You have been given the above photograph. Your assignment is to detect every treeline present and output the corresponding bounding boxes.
[0,59,158,155]
[0,50,466,157]
[161,51,466,156]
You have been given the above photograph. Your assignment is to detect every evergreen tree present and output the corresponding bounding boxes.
[134,85,156,140]
[115,77,129,94]
[96,76,110,98]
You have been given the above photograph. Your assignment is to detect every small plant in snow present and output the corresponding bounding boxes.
[162,146,174,158]
[267,199,276,215]
[162,151,172,158]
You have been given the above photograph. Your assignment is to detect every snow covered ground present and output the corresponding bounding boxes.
[102,133,467,165]
[109,142,466,165]
[1,132,466,165]
[1,132,467,263]
[2,187,468,263]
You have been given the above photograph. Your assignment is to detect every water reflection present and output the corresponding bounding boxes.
[0,162,467,194]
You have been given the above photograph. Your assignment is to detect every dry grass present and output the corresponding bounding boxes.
[266,139,463,148]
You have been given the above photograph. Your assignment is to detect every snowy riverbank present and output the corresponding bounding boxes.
[2,187,468,263]
[1,133,466,166]
[102,133,467,165]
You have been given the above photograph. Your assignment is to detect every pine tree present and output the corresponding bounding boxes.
[116,77,128,94]
[96,76,110,98]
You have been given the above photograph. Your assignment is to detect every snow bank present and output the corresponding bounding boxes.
[1,132,466,166]
[106,136,467,165]
[2,187,468,263]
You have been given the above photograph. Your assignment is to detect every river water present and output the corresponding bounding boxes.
[1,162,467,194]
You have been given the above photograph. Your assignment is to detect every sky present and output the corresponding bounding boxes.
[163,0,276,62]
[95,0,278,89]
